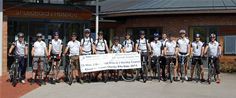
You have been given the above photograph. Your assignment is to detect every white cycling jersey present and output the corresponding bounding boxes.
[177,37,190,53]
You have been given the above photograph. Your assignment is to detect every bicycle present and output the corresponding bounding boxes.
[32,56,45,86]
[208,56,217,84]
[8,55,20,87]
[47,55,61,84]
[121,69,138,82]
[151,56,161,82]
[179,54,188,82]
[192,56,202,83]
[140,53,148,83]
[64,56,73,85]
[166,55,175,83]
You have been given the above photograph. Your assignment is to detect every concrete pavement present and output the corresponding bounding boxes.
[21,73,236,98]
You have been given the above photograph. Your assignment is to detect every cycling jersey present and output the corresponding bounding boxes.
[67,40,80,56]
[13,40,28,56]
[150,41,162,57]
[122,39,134,52]
[95,39,108,54]
[33,41,47,56]
[177,37,190,53]
[191,41,204,56]
[207,41,221,57]
[49,39,63,55]
[164,40,177,56]
[111,44,122,53]
[136,38,149,52]
[81,37,94,55]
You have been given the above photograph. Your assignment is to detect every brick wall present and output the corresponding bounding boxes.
[101,14,236,64]
[2,16,8,74]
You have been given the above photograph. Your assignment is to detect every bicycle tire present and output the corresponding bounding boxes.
[142,65,148,83]
[67,64,73,85]
[169,62,174,83]
[121,69,138,82]
[157,62,161,82]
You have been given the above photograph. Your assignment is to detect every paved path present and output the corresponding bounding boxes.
[21,73,236,98]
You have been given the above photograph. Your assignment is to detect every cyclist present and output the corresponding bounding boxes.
[160,33,168,81]
[164,34,177,81]
[80,29,95,82]
[150,33,165,80]
[31,33,49,84]
[48,32,63,84]
[135,30,151,81]
[110,36,123,81]
[190,33,205,82]
[204,33,222,84]
[122,32,134,53]
[63,33,83,83]
[8,32,28,84]
[176,29,190,81]
[94,31,110,81]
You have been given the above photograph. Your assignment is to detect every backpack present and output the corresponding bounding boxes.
[95,39,106,51]
[137,38,149,51]
[82,37,93,52]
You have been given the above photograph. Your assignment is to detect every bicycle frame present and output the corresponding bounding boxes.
[208,56,216,84]
[179,54,187,82]
[166,56,175,83]
[9,56,20,87]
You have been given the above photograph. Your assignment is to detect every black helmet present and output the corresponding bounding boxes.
[113,36,119,41]
[210,33,216,38]
[98,31,103,35]
[36,33,42,37]
[17,32,24,37]
[139,30,145,35]
[84,29,91,33]
[126,32,132,36]
[195,33,200,38]
[154,32,160,37]
[71,32,77,36]
[53,32,59,36]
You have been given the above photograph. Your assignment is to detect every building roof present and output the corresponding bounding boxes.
[100,0,236,17]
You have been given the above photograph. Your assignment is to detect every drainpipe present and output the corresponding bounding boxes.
[95,0,99,39]
[0,0,3,76]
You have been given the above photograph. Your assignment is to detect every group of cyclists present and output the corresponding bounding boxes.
[8,28,222,86]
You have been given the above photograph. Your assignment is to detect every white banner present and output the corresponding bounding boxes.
[80,52,141,72]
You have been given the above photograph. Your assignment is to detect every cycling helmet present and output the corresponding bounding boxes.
[179,29,186,34]
[154,32,160,37]
[139,30,145,35]
[195,33,200,38]
[84,29,91,33]
[210,33,216,38]
[17,32,24,37]
[36,33,42,37]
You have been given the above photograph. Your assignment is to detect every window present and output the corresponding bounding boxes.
[189,26,219,43]
[224,36,236,55]
[126,27,162,42]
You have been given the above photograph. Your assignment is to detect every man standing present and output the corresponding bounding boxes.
[48,32,63,84]
[8,33,28,83]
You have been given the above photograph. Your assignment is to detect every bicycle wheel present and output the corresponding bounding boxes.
[142,65,148,83]
[208,64,213,84]
[67,64,73,85]
[102,70,109,83]
[156,62,161,82]
[195,63,201,83]
[11,63,18,87]
[121,69,138,82]
[169,62,174,83]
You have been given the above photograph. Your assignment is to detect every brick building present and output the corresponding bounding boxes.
[99,0,236,67]
[1,0,95,75]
